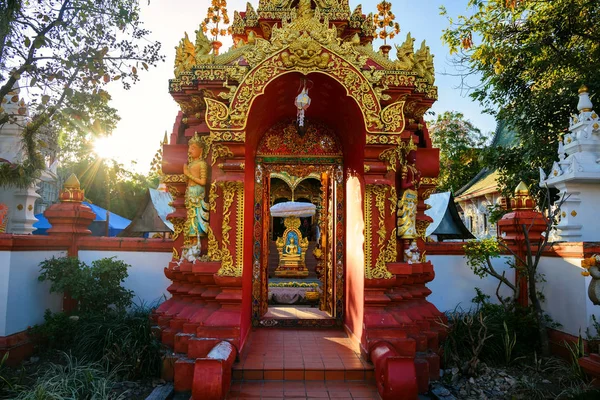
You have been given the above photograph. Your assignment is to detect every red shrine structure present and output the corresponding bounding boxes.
[153,1,444,398]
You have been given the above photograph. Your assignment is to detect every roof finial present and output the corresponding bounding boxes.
[577,85,593,112]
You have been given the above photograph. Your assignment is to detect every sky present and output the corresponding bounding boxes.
[103,0,496,173]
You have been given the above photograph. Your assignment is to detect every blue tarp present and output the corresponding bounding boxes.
[33,202,131,237]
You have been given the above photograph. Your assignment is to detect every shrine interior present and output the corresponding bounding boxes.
[266,175,333,320]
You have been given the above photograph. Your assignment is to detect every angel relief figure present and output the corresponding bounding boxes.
[183,134,210,260]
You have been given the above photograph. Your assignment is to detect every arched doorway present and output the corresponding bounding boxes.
[251,119,345,327]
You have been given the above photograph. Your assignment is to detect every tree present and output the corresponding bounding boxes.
[441,0,600,201]
[428,111,488,193]
[58,152,159,220]
[0,0,163,188]
[464,186,566,356]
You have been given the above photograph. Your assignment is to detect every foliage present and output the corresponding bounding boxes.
[13,353,125,400]
[373,1,400,45]
[58,154,159,219]
[464,238,516,304]
[441,0,600,203]
[563,333,587,381]
[487,203,507,226]
[441,294,540,370]
[462,188,565,355]
[586,315,600,354]
[38,256,133,315]
[428,111,488,193]
[502,321,517,365]
[0,0,163,188]
[32,305,162,381]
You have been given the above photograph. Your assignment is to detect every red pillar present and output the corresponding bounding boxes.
[497,182,547,307]
[44,173,95,311]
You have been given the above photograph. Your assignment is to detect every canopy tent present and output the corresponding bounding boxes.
[425,192,475,241]
[119,188,174,237]
[33,202,131,237]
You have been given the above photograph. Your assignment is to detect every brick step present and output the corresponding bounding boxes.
[226,379,382,400]
[232,364,375,381]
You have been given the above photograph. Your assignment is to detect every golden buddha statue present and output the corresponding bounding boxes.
[183,133,210,247]
[283,237,301,260]
[275,217,309,277]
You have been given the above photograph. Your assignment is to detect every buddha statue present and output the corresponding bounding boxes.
[283,237,301,260]
[275,216,309,277]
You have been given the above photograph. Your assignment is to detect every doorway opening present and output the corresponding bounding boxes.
[251,120,345,327]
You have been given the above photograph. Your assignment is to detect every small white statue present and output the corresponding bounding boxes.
[180,243,201,264]
[404,240,421,264]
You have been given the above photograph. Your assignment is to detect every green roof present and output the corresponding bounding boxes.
[454,120,518,199]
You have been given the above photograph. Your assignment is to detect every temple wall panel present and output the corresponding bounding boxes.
[0,250,64,336]
[78,250,172,306]
[538,255,600,337]
[425,254,513,313]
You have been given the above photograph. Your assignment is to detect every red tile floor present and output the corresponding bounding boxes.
[229,329,380,399]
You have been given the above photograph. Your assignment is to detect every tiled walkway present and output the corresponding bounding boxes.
[230,329,380,399]
[264,306,331,320]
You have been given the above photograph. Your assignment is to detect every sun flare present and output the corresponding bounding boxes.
[93,136,116,160]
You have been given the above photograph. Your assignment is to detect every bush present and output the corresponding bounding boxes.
[14,353,125,400]
[38,256,134,314]
[32,306,162,380]
[441,291,541,369]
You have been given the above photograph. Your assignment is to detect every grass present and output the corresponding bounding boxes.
[13,353,126,400]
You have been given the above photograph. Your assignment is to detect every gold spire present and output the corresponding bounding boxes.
[514,181,529,195]
[60,173,85,202]
[511,181,535,210]
[63,173,81,189]
[163,131,169,144]
[579,85,589,94]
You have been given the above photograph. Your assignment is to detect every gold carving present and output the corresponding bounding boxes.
[209,143,234,165]
[208,182,218,212]
[381,101,406,133]
[217,181,244,276]
[170,217,185,241]
[204,98,230,130]
[366,134,404,145]
[206,225,222,261]
[163,174,187,183]
[365,185,393,279]
[194,28,212,64]
[414,40,435,85]
[174,33,196,76]
[172,248,180,260]
[415,219,430,240]
[420,177,438,186]
[281,33,331,70]
[394,33,415,70]
[571,210,578,217]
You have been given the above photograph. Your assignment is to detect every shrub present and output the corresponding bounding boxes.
[38,256,134,314]
[32,306,162,380]
[14,353,125,400]
[440,292,541,369]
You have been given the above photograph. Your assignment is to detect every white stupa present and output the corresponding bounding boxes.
[540,86,600,241]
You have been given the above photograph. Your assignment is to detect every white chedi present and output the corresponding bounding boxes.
[540,86,600,242]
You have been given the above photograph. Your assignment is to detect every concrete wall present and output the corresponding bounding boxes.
[0,250,64,336]
[539,256,600,337]
[427,254,514,312]
[78,250,172,307]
